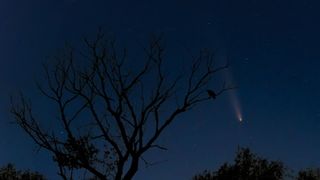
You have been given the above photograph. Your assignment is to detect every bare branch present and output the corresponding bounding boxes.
[11,33,233,180]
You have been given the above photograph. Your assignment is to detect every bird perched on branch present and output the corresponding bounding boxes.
[207,89,217,99]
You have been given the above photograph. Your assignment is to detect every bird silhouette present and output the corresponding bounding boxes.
[207,89,217,99]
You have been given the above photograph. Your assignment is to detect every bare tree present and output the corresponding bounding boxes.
[11,32,232,180]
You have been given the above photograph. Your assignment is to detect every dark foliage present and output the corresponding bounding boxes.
[193,148,284,180]
[297,168,320,180]
[0,164,45,180]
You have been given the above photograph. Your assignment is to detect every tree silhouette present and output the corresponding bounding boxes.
[11,32,232,180]
[0,164,45,180]
[297,168,320,180]
[193,148,284,180]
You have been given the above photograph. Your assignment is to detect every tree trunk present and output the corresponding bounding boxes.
[115,161,124,180]
[123,158,139,180]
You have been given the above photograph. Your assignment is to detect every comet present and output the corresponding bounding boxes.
[239,117,243,122]
[232,93,243,123]
[225,67,243,123]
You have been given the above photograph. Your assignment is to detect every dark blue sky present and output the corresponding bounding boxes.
[1,0,320,179]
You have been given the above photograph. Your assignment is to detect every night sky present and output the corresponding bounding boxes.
[1,0,320,179]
